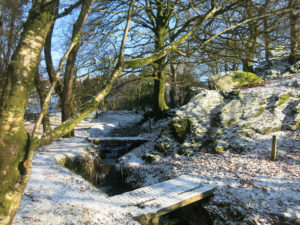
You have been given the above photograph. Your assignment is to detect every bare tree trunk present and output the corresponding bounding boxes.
[289,0,300,64]
[44,24,64,99]
[35,72,51,133]
[243,0,258,73]
[243,34,258,73]
[0,1,58,224]
[264,17,272,63]
[152,28,169,116]
[62,0,93,137]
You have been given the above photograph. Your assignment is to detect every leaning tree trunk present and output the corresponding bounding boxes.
[44,23,64,99]
[35,72,51,133]
[0,1,58,224]
[62,0,93,137]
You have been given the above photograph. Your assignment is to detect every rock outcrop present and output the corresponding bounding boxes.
[119,61,300,225]
[156,74,300,155]
[208,71,263,90]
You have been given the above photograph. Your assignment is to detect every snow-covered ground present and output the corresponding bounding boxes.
[119,73,300,224]
[14,111,144,225]
[16,71,300,224]
[121,129,300,224]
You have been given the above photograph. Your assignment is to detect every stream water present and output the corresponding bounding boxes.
[95,142,140,195]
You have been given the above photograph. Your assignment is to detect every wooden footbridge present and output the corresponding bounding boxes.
[87,137,216,224]
[87,137,150,145]
[109,174,217,225]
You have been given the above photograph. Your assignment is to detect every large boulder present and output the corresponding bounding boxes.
[209,71,263,90]
[152,73,300,155]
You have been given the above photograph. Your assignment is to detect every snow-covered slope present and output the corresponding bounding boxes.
[120,69,300,224]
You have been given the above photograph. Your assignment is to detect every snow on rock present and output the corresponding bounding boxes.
[120,72,300,224]
[208,71,262,90]
[161,73,300,155]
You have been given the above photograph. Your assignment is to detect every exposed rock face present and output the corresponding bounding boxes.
[119,62,300,225]
[156,74,300,155]
[208,71,263,90]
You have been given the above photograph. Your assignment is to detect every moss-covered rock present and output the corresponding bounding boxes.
[275,94,290,108]
[221,100,242,127]
[209,71,263,90]
[232,71,263,87]
[177,148,193,156]
[253,107,265,118]
[155,142,170,152]
[173,117,190,141]
[142,154,160,163]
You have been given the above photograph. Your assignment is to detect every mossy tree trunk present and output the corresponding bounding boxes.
[289,0,300,64]
[62,0,93,138]
[152,25,169,116]
[153,60,168,115]
[146,0,174,117]
[0,1,58,224]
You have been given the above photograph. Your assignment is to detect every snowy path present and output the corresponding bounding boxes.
[14,111,146,225]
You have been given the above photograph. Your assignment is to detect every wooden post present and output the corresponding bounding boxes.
[271,135,277,161]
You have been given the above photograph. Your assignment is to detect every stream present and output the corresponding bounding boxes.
[94,141,141,195]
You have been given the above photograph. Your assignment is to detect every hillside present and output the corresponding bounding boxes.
[119,61,300,225]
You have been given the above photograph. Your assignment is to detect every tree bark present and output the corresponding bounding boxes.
[0,1,58,224]
[289,0,300,64]
[264,17,272,63]
[153,62,168,116]
[243,0,258,73]
[62,0,93,137]
[35,72,51,133]
[44,24,64,99]
[169,59,178,108]
[150,0,171,117]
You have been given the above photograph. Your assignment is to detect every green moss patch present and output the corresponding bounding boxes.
[261,126,281,135]
[142,154,160,163]
[155,142,170,152]
[275,94,290,107]
[232,71,263,87]
[173,117,190,141]
[253,107,265,118]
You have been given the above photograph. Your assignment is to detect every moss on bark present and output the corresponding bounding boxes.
[0,1,58,223]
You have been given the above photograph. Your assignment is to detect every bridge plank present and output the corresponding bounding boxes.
[87,137,150,144]
[108,175,216,225]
